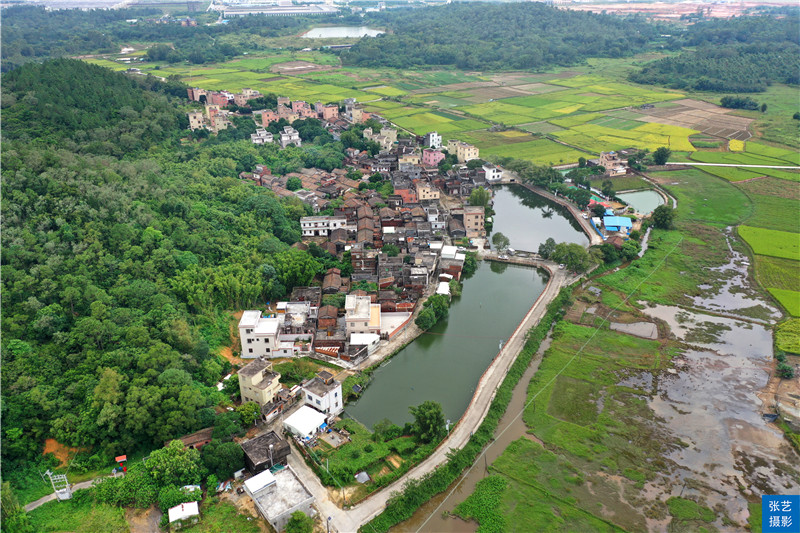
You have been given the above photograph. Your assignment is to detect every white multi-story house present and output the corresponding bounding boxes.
[300,216,347,237]
[482,163,503,183]
[239,311,280,358]
[301,371,343,416]
[251,129,274,145]
[279,126,302,148]
[424,131,442,149]
[345,295,381,336]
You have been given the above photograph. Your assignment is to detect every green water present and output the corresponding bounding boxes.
[617,190,664,214]
[346,261,549,429]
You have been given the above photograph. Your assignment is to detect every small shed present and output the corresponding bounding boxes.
[168,501,199,529]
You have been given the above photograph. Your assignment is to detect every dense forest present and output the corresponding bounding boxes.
[342,3,665,70]
[0,5,357,71]
[630,14,800,92]
[0,60,364,490]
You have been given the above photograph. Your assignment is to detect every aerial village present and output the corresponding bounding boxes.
[172,86,646,530]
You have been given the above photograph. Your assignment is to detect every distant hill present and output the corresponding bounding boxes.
[342,2,665,70]
[630,14,800,92]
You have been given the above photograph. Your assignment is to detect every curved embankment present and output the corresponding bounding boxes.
[500,178,604,246]
[289,263,573,532]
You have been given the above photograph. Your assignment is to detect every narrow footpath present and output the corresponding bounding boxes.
[292,264,573,532]
[24,479,99,512]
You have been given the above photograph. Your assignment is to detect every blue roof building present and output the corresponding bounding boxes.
[603,216,633,232]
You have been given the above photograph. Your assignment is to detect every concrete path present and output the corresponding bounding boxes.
[667,162,800,169]
[293,266,573,532]
[24,479,99,512]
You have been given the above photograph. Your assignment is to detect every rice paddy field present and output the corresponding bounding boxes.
[83,51,799,318]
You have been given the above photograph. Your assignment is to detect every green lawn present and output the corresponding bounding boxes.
[29,497,128,533]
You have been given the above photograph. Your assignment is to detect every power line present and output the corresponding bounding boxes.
[414,236,683,533]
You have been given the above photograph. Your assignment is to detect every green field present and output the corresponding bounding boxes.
[753,256,800,293]
[29,497,128,533]
[768,289,800,317]
[479,138,592,166]
[738,226,800,260]
[468,319,676,532]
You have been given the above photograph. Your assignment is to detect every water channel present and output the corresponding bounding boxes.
[302,26,384,38]
[347,185,586,430]
[490,184,589,252]
[616,189,664,214]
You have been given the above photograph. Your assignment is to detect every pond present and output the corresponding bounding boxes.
[616,189,664,214]
[302,26,384,39]
[490,184,589,251]
[345,261,549,430]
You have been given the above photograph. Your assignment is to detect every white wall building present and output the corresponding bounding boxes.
[239,311,280,358]
[279,126,302,148]
[482,163,503,183]
[345,294,381,335]
[300,215,347,237]
[424,131,442,149]
[301,371,343,416]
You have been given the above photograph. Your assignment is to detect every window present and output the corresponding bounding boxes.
[246,329,252,334]
[248,348,253,353]
[335,401,339,407]
[316,400,321,406]
[307,394,312,400]
[334,392,338,397]
[247,339,252,344]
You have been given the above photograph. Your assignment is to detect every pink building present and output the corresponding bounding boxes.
[292,100,310,113]
[422,149,445,167]
[321,105,339,121]
[299,107,317,119]
[262,110,279,127]
[208,92,231,107]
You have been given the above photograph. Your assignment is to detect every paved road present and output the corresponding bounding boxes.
[24,479,99,512]
[292,265,573,532]
[667,162,800,169]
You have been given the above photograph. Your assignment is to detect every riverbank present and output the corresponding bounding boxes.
[287,262,574,532]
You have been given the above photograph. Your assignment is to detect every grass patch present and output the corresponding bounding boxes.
[767,288,800,317]
[753,256,800,293]
[738,226,800,261]
[742,193,800,233]
[452,475,508,533]
[181,499,261,533]
[29,494,128,533]
[547,376,600,426]
[480,138,591,166]
[776,319,800,353]
[651,169,752,227]
[666,496,715,522]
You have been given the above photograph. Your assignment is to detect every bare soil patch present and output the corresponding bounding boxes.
[270,61,332,74]
[632,98,753,140]
[126,506,163,533]
[42,439,81,467]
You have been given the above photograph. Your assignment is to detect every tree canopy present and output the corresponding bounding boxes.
[343,3,662,71]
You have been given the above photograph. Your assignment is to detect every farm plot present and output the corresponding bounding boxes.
[632,98,754,141]
[479,138,592,166]
[738,226,800,261]
[689,151,800,182]
[553,122,696,153]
